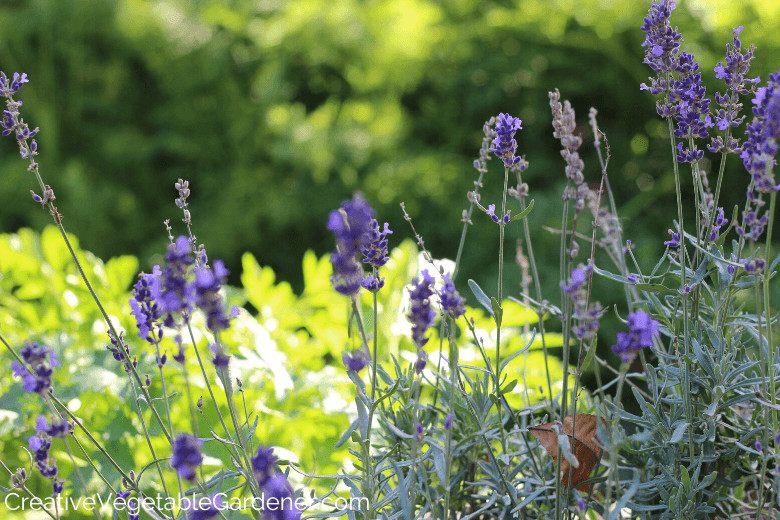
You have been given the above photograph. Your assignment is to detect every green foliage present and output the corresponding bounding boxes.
[1,0,778,299]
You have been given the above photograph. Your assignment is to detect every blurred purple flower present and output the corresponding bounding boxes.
[171,434,203,481]
[407,270,436,349]
[612,310,660,362]
[328,194,374,296]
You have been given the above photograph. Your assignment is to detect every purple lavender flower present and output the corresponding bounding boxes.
[439,273,465,319]
[151,236,196,325]
[490,113,523,167]
[328,194,375,296]
[415,349,427,374]
[252,446,278,487]
[743,257,765,274]
[560,268,587,294]
[640,3,713,159]
[1,72,40,163]
[11,342,58,395]
[709,26,758,153]
[407,270,436,349]
[640,0,683,111]
[709,208,728,242]
[562,265,603,341]
[755,439,763,452]
[577,497,587,513]
[171,434,203,481]
[612,310,660,362]
[129,266,163,343]
[193,260,232,333]
[173,335,186,364]
[415,422,424,443]
[0,72,29,94]
[186,493,224,520]
[342,349,370,373]
[210,343,230,368]
[361,219,393,270]
[727,253,740,275]
[361,273,385,293]
[261,474,303,520]
[663,230,681,248]
[485,204,499,223]
[741,70,780,193]
[35,416,71,438]
[444,414,453,430]
[28,434,62,496]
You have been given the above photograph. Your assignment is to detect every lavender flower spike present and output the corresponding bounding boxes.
[741,70,780,194]
[612,310,660,363]
[490,113,523,167]
[170,434,204,481]
[439,273,466,319]
[407,270,437,349]
[328,193,374,296]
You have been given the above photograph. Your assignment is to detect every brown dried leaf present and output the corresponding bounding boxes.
[528,413,604,491]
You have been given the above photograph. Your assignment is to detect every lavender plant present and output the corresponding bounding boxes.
[1,0,779,519]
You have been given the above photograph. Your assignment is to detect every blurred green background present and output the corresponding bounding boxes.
[1,0,778,317]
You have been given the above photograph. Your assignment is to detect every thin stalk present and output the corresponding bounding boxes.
[127,375,172,498]
[703,130,731,247]
[186,323,234,444]
[47,394,171,520]
[152,337,186,514]
[515,171,554,409]
[666,117,695,459]
[753,284,769,519]
[371,284,379,402]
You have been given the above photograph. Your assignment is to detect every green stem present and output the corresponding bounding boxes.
[667,117,695,460]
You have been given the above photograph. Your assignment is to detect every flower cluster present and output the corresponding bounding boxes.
[186,493,223,520]
[663,229,680,248]
[439,273,466,319]
[342,348,370,373]
[709,26,759,154]
[639,0,683,112]
[105,330,138,372]
[1,71,40,166]
[129,266,164,343]
[549,90,588,217]
[561,265,604,340]
[709,208,728,242]
[11,341,58,395]
[193,260,234,333]
[740,70,780,196]
[490,113,523,167]
[361,219,393,292]
[36,415,72,438]
[28,425,65,496]
[670,53,712,163]
[151,236,197,323]
[327,194,374,296]
[612,310,660,363]
[484,203,510,224]
[640,2,714,161]
[407,270,437,373]
[135,236,234,345]
[252,446,302,520]
[171,433,204,481]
